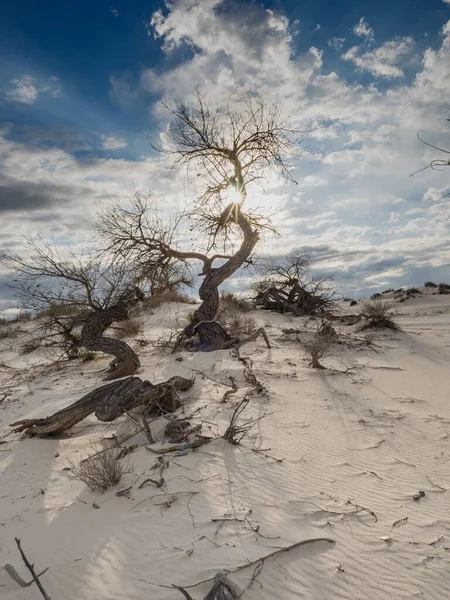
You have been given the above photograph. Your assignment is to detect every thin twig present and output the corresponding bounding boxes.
[14,538,51,599]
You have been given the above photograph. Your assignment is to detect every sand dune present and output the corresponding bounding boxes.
[1,293,450,599]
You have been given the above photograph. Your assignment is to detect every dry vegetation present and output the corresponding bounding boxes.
[360,298,399,330]
[69,449,129,493]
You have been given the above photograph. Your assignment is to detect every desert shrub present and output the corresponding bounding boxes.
[70,449,129,492]
[220,291,253,313]
[80,350,96,361]
[141,289,192,311]
[20,339,41,354]
[424,281,438,288]
[0,327,18,340]
[360,298,399,330]
[438,283,450,295]
[370,293,382,299]
[303,324,334,369]
[115,317,141,339]
[381,288,394,294]
[35,302,82,320]
[350,300,357,306]
[406,287,422,296]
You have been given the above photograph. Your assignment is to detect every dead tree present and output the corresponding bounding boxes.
[98,92,305,350]
[251,253,338,316]
[0,240,142,378]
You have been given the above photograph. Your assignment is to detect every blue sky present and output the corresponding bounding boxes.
[1,0,450,308]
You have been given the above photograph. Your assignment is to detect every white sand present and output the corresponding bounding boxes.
[1,293,450,599]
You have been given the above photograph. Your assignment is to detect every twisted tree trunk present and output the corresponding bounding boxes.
[81,302,140,380]
[10,375,194,436]
[183,204,260,351]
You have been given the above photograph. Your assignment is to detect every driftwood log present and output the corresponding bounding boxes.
[10,375,194,436]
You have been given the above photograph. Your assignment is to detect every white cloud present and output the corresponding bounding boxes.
[6,75,38,105]
[101,135,127,150]
[443,0,450,5]
[342,37,414,78]
[5,75,62,105]
[353,17,374,42]
[328,37,345,50]
[111,7,119,17]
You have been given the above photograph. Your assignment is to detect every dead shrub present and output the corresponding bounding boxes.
[141,289,192,311]
[70,449,129,492]
[360,298,399,330]
[0,327,18,340]
[115,317,141,339]
[20,339,41,354]
[220,292,253,313]
[303,324,335,369]
[424,281,438,288]
[438,283,450,295]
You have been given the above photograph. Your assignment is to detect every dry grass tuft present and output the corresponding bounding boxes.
[360,298,399,330]
[220,292,253,313]
[141,289,193,311]
[115,317,142,339]
[70,449,129,492]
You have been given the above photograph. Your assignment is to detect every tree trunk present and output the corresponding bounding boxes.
[10,375,194,436]
[184,205,260,351]
[81,302,140,380]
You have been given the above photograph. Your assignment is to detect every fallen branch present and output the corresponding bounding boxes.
[135,537,335,593]
[14,538,51,599]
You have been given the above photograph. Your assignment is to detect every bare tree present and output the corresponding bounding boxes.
[99,91,305,350]
[1,240,143,379]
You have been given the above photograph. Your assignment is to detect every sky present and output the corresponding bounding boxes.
[0,0,450,309]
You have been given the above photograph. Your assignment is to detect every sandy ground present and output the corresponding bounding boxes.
[1,290,450,599]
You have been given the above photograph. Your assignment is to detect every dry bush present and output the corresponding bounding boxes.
[438,283,450,295]
[20,339,41,354]
[115,317,141,339]
[0,327,18,340]
[424,281,437,288]
[141,289,192,311]
[217,295,257,337]
[360,298,399,330]
[303,324,335,369]
[220,291,253,313]
[70,449,129,492]
[35,302,82,320]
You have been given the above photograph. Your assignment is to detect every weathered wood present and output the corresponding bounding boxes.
[80,297,141,380]
[10,376,194,436]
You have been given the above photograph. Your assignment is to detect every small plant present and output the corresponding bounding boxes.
[70,449,129,492]
[406,287,422,296]
[80,350,96,361]
[20,340,41,354]
[360,298,399,330]
[303,325,334,369]
[142,289,192,311]
[438,283,450,295]
[0,327,18,340]
[115,317,141,339]
[220,292,253,313]
[424,281,438,288]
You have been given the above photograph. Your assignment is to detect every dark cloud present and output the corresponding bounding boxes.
[0,177,79,213]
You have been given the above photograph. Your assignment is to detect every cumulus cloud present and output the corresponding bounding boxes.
[4,1,450,299]
[328,37,345,50]
[6,76,38,105]
[353,17,374,42]
[5,75,62,105]
[101,135,127,150]
[342,36,414,78]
